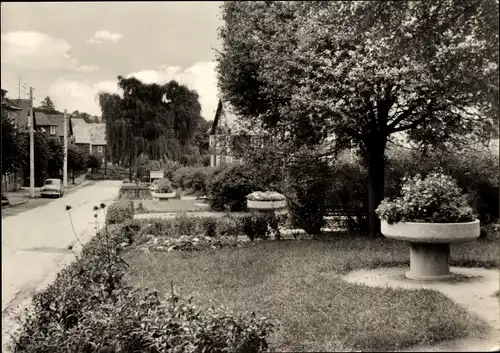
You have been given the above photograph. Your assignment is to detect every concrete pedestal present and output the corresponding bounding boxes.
[406,242,453,280]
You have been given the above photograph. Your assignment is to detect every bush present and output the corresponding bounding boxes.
[285,148,331,234]
[105,200,135,225]
[376,173,476,224]
[207,164,259,212]
[239,213,285,241]
[173,167,210,195]
[12,210,273,353]
[480,222,500,241]
[385,147,499,225]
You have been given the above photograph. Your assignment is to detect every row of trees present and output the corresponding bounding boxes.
[216,0,499,235]
[1,108,101,186]
[97,77,211,179]
[38,96,101,124]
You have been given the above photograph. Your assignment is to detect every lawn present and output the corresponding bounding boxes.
[125,234,498,352]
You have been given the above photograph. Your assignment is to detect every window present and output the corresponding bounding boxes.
[97,146,103,153]
[50,126,56,135]
[216,155,221,166]
[226,156,233,164]
[209,135,215,147]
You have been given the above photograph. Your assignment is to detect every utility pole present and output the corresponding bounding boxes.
[17,76,21,99]
[63,109,68,188]
[29,87,35,198]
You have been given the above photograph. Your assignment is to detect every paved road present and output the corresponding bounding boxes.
[1,180,121,351]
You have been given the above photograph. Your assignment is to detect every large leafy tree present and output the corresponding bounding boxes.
[1,108,25,175]
[18,132,52,185]
[45,138,64,178]
[216,0,499,235]
[67,145,88,183]
[98,77,204,178]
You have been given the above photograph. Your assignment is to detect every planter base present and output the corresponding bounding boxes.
[406,242,452,280]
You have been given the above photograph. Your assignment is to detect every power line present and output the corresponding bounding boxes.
[1,77,17,91]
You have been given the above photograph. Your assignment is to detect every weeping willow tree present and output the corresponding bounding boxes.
[98,76,204,178]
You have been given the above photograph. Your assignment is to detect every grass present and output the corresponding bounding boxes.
[125,235,498,352]
[134,199,209,213]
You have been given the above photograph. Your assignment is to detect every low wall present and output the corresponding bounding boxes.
[119,184,152,200]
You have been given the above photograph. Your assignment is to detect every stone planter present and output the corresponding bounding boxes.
[151,191,176,201]
[247,199,287,212]
[381,219,480,280]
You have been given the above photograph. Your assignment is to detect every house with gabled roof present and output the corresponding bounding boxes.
[72,118,107,161]
[36,113,74,145]
[208,99,271,167]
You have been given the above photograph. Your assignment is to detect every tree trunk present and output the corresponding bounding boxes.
[363,138,387,236]
[128,137,133,182]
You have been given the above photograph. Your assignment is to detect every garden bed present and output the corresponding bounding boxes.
[134,199,209,213]
[125,233,498,352]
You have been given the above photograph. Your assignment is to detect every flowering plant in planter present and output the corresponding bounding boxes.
[155,178,174,193]
[376,172,476,224]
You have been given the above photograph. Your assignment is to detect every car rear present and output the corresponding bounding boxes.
[41,179,62,198]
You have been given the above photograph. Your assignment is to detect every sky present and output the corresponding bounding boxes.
[1,2,223,121]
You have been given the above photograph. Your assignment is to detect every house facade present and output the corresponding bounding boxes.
[72,118,108,162]
[208,99,270,167]
[35,112,74,145]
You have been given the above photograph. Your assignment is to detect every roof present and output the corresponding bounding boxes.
[1,92,22,111]
[210,99,241,135]
[88,123,106,145]
[72,118,106,145]
[44,114,74,137]
[34,111,54,126]
[9,99,35,130]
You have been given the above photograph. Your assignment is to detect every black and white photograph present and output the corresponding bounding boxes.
[1,1,499,352]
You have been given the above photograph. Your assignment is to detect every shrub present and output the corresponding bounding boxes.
[239,213,285,241]
[160,158,183,181]
[216,215,242,237]
[376,173,476,224]
[105,200,135,225]
[241,142,286,194]
[207,164,258,211]
[285,148,331,234]
[480,222,500,241]
[173,167,210,195]
[385,147,499,225]
[324,152,369,232]
[201,217,218,237]
[155,178,174,193]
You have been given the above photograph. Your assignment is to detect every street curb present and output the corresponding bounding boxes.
[3,200,29,208]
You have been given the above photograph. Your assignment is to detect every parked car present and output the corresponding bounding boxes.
[40,178,64,198]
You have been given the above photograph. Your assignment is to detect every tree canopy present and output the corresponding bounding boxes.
[39,96,57,113]
[1,108,24,174]
[98,77,204,166]
[216,0,499,234]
